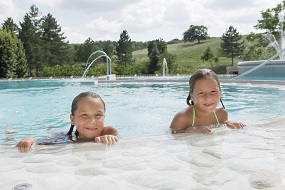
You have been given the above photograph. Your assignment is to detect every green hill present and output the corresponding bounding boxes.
[133,37,239,74]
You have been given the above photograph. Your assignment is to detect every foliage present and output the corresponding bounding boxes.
[100,40,115,59]
[133,38,238,74]
[242,33,273,61]
[18,5,71,77]
[114,61,148,75]
[254,0,285,38]
[41,13,71,67]
[0,30,27,78]
[220,26,245,66]
[146,38,177,74]
[18,5,44,76]
[115,30,133,67]
[254,1,285,58]
[1,17,19,34]
[41,64,85,77]
[131,41,148,51]
[167,38,184,45]
[148,44,160,74]
[147,39,166,74]
[201,47,215,69]
[183,25,208,43]
[74,37,98,62]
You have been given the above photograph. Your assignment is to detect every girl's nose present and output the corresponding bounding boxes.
[204,93,212,99]
[89,117,97,124]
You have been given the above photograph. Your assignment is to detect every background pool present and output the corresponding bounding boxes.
[0,78,285,145]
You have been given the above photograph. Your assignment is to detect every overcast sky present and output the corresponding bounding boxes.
[0,0,282,44]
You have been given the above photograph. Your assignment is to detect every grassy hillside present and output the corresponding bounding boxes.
[133,37,240,74]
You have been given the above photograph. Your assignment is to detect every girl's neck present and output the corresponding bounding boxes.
[193,105,216,117]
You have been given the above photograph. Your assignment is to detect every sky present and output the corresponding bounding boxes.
[0,0,282,44]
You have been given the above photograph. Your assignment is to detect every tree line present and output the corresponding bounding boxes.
[0,2,283,78]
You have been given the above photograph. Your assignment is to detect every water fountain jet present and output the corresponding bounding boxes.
[82,50,115,80]
[162,58,169,76]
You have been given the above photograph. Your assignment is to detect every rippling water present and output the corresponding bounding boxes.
[0,78,285,145]
[1,77,285,190]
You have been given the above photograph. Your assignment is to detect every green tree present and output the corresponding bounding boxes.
[243,33,270,61]
[18,5,44,76]
[220,26,245,66]
[254,1,285,37]
[41,13,70,67]
[201,47,215,69]
[148,44,160,74]
[147,38,167,57]
[147,38,177,74]
[147,39,167,74]
[0,30,27,78]
[183,25,208,43]
[74,37,98,62]
[254,1,285,59]
[1,17,19,34]
[116,30,133,67]
[101,40,115,59]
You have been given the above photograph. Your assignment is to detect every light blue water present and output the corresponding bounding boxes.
[1,78,285,146]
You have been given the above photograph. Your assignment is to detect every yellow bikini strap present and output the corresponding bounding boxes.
[192,107,195,127]
[213,111,220,125]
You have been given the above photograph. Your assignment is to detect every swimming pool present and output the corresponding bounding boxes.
[0,77,285,189]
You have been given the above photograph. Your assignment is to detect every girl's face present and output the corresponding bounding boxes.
[70,97,105,139]
[190,77,221,112]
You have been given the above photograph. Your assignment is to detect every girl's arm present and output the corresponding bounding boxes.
[170,112,188,133]
[15,136,36,152]
[224,121,246,129]
[218,108,246,129]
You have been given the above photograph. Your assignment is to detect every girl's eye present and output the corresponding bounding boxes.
[95,115,103,119]
[198,92,205,95]
[81,114,88,118]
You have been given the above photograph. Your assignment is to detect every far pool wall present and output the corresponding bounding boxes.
[237,60,285,77]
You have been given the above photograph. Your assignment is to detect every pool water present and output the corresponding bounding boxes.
[0,77,285,190]
[0,78,285,145]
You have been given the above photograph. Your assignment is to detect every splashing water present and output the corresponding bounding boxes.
[266,11,285,59]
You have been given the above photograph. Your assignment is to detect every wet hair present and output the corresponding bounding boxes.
[66,91,106,140]
[186,69,225,108]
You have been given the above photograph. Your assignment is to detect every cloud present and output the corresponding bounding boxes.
[87,17,122,32]
[62,26,88,43]
[122,0,165,29]
[0,0,19,22]
[29,0,63,7]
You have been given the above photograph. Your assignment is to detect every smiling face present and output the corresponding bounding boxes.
[190,77,221,113]
[70,97,105,140]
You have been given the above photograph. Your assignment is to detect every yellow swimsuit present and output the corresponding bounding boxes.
[192,107,220,127]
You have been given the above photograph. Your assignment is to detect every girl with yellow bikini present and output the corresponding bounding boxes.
[170,69,246,134]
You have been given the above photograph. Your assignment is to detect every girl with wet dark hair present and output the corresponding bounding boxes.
[170,69,245,134]
[16,91,118,152]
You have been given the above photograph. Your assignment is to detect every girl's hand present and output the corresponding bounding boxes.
[15,137,35,152]
[95,135,118,145]
[225,121,246,129]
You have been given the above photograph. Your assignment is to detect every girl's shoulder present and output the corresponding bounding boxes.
[178,106,193,115]
[101,126,118,136]
[172,106,193,123]
[216,107,228,113]
[216,107,228,122]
